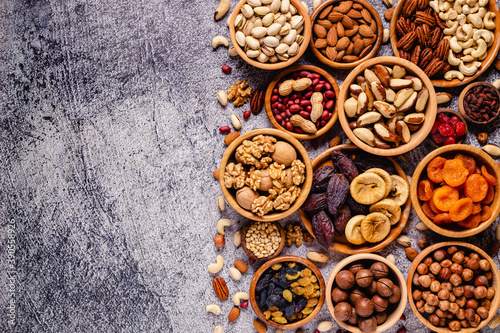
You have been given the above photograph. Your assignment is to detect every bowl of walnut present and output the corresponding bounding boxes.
[219,128,313,221]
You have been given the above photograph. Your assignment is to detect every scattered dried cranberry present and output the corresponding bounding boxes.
[243,110,251,120]
[249,257,255,264]
[240,301,248,309]
[438,123,454,137]
[221,65,231,74]
[396,327,407,333]
[400,314,406,321]
[219,126,231,134]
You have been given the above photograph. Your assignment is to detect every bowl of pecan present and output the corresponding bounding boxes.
[219,128,313,221]
[411,144,500,238]
[389,0,500,88]
[265,65,340,140]
[309,0,383,69]
[407,242,500,333]
[458,81,500,125]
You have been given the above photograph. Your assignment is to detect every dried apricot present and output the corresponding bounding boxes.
[429,195,445,214]
[433,186,459,211]
[472,202,482,215]
[427,157,447,183]
[481,165,498,186]
[473,166,481,174]
[464,174,489,202]
[434,213,453,225]
[422,201,437,219]
[454,154,476,175]
[457,213,481,229]
[480,205,492,222]
[442,159,469,187]
[481,184,495,205]
[449,198,473,222]
[417,180,434,201]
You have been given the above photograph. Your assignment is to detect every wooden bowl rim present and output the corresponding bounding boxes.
[264,64,340,140]
[406,242,500,333]
[325,253,408,333]
[219,128,313,221]
[240,220,286,261]
[228,0,312,70]
[458,81,500,125]
[308,0,383,69]
[428,108,468,148]
[249,255,326,329]
[299,144,412,254]
[410,144,500,237]
[337,56,437,156]
[389,0,500,88]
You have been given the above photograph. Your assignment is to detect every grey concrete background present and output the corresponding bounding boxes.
[0,0,499,332]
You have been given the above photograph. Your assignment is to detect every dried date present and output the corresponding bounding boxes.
[353,153,396,174]
[346,194,370,215]
[301,192,327,213]
[330,150,359,182]
[327,173,349,216]
[311,165,336,193]
[334,206,351,236]
[312,210,335,248]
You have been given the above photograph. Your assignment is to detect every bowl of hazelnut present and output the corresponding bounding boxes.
[326,253,407,332]
[407,242,500,333]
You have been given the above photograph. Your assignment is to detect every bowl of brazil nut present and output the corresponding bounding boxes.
[326,253,407,333]
[337,56,437,156]
[407,242,500,332]
[229,0,312,70]
[265,65,340,140]
[390,0,500,88]
[249,255,326,329]
[309,0,383,69]
[219,128,312,221]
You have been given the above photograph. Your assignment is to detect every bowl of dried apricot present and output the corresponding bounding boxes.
[411,144,500,238]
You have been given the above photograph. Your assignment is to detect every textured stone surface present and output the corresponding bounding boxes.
[0,0,499,332]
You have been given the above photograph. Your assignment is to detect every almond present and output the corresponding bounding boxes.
[359,24,374,38]
[327,27,338,46]
[314,24,327,38]
[234,260,248,273]
[353,38,364,55]
[315,38,328,49]
[317,19,333,29]
[213,277,229,301]
[253,319,267,333]
[326,46,337,61]
[337,1,353,14]
[384,7,394,20]
[224,131,240,146]
[213,168,220,180]
[345,26,359,37]
[341,15,355,30]
[335,37,350,50]
[405,247,419,261]
[329,136,342,147]
[336,22,345,38]
[361,8,372,22]
[328,11,344,23]
[228,307,240,322]
[319,5,333,19]
[347,9,362,19]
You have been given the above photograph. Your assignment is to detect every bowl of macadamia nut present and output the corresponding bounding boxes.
[407,242,500,333]
[219,128,312,221]
[326,253,407,333]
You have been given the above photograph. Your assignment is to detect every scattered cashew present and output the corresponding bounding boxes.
[492,79,500,90]
[444,70,465,81]
[229,267,242,281]
[206,304,221,315]
[477,7,487,19]
[448,49,461,66]
[313,0,322,10]
[212,36,229,49]
[457,13,467,25]
[217,219,231,235]
[233,231,241,247]
[484,12,496,30]
[233,292,249,306]
[461,55,475,62]
[214,326,223,333]
[214,0,230,21]
[459,61,480,76]
[208,255,224,274]
[471,38,487,58]
[463,47,474,56]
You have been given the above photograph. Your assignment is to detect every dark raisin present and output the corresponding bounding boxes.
[294,297,308,313]
[266,283,275,296]
[266,294,281,308]
[301,192,327,213]
[334,206,351,237]
[311,165,336,193]
[256,274,272,292]
[285,303,295,318]
[330,150,359,182]
[327,174,349,216]
[346,194,370,215]
[312,210,335,249]
[259,289,268,308]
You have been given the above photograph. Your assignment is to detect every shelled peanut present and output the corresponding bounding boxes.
[345,64,429,148]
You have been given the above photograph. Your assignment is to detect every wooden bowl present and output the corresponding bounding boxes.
[410,144,500,238]
[249,255,326,329]
[228,0,312,70]
[219,128,313,221]
[308,0,383,69]
[299,144,412,254]
[428,109,468,148]
[407,242,500,333]
[458,81,500,125]
[240,220,286,261]
[265,65,340,140]
[337,56,437,156]
[326,253,408,332]
[389,0,500,88]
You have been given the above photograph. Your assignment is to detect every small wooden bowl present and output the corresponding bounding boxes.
[265,65,340,140]
[410,144,500,238]
[337,56,437,156]
[389,0,500,88]
[228,0,312,70]
[249,255,326,329]
[458,81,500,125]
[326,253,408,333]
[219,128,313,221]
[299,144,412,254]
[428,109,468,148]
[407,242,500,333]
[240,220,286,261]
[309,0,383,69]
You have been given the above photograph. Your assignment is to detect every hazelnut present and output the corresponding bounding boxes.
[453,286,465,297]
[474,275,489,287]
[367,280,378,295]
[358,316,377,332]
[370,262,389,279]
[460,319,470,328]
[418,237,429,249]
[439,300,450,311]
[349,263,365,275]
[433,249,447,262]
[449,293,456,303]
[456,308,465,320]
[470,252,480,260]
[439,267,452,281]
[441,282,452,291]
[466,298,478,309]
[350,289,366,305]
[463,285,475,298]
[479,259,490,271]
[464,256,470,265]
[429,314,440,326]
[371,294,388,312]
[336,270,355,290]
[481,299,491,310]
[416,300,425,313]
[376,278,394,297]
[452,251,465,264]
[441,259,452,268]
[450,274,462,287]
[413,272,421,287]
[412,289,422,301]
[429,262,442,275]
[465,308,475,321]
[461,268,474,282]
[456,296,466,308]
[356,297,374,317]
[430,280,441,293]
[470,314,481,328]
[439,318,447,326]
[388,285,401,304]
[417,263,428,275]
[374,311,387,325]
[422,290,431,301]
[486,286,495,299]
[474,285,487,299]
[347,307,358,325]
[448,320,461,331]
[214,234,225,247]
[423,256,433,266]
[427,293,439,306]
[449,302,460,314]
[477,306,489,319]
[450,263,463,275]
[438,289,450,300]
[447,246,458,255]
[485,270,493,280]
[435,308,448,318]
[424,303,435,314]
[467,259,480,270]
[356,269,374,288]
[477,132,488,145]
[418,275,432,288]
[334,302,352,322]
[331,287,349,303]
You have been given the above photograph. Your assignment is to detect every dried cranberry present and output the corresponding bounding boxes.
[438,123,454,137]
[437,113,450,123]
[455,122,466,136]
[443,136,456,145]
[243,110,251,120]
[249,257,255,264]
[240,300,248,309]
[431,122,440,134]
[432,133,444,144]
[221,65,231,74]
[450,116,460,129]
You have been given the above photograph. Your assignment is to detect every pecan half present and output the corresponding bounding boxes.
[402,0,418,18]
[397,31,417,51]
[399,50,411,61]
[411,45,421,65]
[396,18,411,37]
[250,89,265,115]
[415,11,435,27]
[213,277,229,301]
[434,11,447,29]
[417,0,430,10]
[419,48,434,68]
[430,28,443,49]
[434,38,450,61]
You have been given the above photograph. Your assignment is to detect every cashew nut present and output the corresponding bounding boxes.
[461,55,476,62]
[233,292,249,306]
[484,12,496,30]
[429,0,439,12]
[457,13,467,25]
[456,24,473,41]
[466,0,477,6]
[458,38,475,48]
[206,304,221,315]
[228,267,242,281]
[443,21,459,35]
[492,79,500,90]
[212,36,229,49]
[462,5,472,15]
[467,14,484,28]
[217,219,231,235]
[474,29,494,45]
[459,61,480,76]
[463,47,475,55]
[444,70,465,81]
[450,36,463,53]
[214,0,230,21]
[208,255,224,274]
[448,50,461,66]
[454,2,463,15]
[477,7,486,19]
[471,38,487,58]
[478,0,488,6]
[214,326,223,333]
